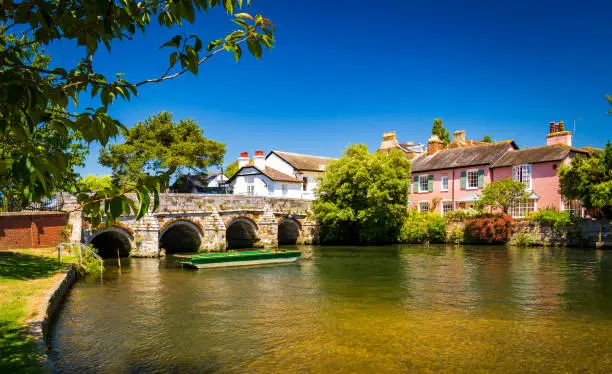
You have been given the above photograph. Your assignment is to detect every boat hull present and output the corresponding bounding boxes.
[184,256,300,269]
[178,250,301,269]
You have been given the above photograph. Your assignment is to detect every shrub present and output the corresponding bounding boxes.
[398,211,447,244]
[447,225,465,244]
[508,232,539,247]
[443,208,481,222]
[528,209,574,228]
[464,214,513,244]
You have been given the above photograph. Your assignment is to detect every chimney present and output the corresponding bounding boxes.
[546,120,572,147]
[238,152,249,168]
[253,150,266,170]
[427,135,444,155]
[453,130,466,143]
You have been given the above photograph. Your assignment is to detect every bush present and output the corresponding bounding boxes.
[528,209,574,228]
[508,232,539,247]
[447,225,465,244]
[398,211,447,244]
[443,208,481,222]
[464,214,513,244]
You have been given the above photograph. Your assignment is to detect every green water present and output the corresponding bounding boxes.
[50,245,612,373]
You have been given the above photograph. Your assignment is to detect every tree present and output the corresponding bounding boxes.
[78,175,113,192]
[224,160,241,179]
[312,145,412,244]
[559,142,612,217]
[482,135,492,143]
[431,118,450,147]
[476,178,531,214]
[99,112,225,187]
[1,0,275,221]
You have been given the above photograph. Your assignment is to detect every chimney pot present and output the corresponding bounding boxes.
[453,130,466,143]
[238,152,249,168]
[558,120,565,132]
[549,121,555,134]
[427,135,444,155]
[253,150,266,170]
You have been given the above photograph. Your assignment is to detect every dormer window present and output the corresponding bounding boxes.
[513,164,532,190]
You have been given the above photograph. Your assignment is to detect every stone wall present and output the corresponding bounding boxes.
[512,219,612,248]
[0,211,68,249]
[27,265,77,372]
[75,194,318,257]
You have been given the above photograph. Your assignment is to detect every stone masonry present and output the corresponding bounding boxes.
[74,194,318,257]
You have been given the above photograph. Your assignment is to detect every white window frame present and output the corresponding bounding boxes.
[513,164,532,190]
[441,176,449,191]
[418,201,429,212]
[418,175,429,193]
[442,201,453,214]
[247,184,255,196]
[466,169,479,190]
[509,199,537,218]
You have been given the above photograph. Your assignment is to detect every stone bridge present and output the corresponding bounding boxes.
[68,194,318,258]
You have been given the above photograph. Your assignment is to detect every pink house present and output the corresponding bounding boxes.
[408,121,590,217]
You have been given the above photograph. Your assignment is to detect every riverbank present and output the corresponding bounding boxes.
[0,248,76,373]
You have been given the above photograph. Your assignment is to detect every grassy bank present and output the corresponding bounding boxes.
[0,248,76,373]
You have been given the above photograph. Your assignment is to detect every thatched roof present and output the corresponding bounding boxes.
[412,142,514,172]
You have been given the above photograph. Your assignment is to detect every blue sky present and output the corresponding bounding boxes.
[49,0,612,175]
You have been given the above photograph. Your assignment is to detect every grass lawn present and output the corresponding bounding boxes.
[0,247,77,373]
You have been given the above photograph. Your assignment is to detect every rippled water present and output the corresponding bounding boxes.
[50,245,612,373]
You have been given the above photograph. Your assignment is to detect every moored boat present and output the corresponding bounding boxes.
[178,250,301,269]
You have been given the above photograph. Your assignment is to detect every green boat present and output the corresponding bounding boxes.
[178,250,301,269]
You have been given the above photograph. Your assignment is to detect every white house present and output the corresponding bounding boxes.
[227,150,334,199]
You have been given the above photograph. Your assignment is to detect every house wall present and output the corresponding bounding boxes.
[230,168,302,198]
[295,171,324,200]
[207,174,228,188]
[409,166,491,212]
[265,153,295,176]
[492,159,567,211]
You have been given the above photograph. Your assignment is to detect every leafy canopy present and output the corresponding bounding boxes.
[559,143,612,216]
[431,118,450,147]
[482,135,492,143]
[78,174,113,192]
[476,178,531,214]
[99,111,225,187]
[1,0,274,220]
[224,160,241,179]
[313,144,412,244]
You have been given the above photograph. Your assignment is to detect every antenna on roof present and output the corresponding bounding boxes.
[573,117,583,135]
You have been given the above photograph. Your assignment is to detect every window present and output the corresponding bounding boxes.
[513,164,532,190]
[419,202,429,212]
[419,175,429,192]
[562,199,583,218]
[509,199,536,218]
[247,184,255,196]
[442,201,453,214]
[467,170,479,189]
[282,184,288,196]
[302,177,308,191]
[441,176,449,191]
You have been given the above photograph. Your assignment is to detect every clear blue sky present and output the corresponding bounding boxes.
[49,0,612,176]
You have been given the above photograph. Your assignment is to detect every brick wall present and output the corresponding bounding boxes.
[0,212,68,249]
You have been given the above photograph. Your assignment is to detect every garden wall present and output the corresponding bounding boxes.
[512,219,612,248]
[0,211,68,249]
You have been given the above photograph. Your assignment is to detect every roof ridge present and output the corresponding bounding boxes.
[272,150,335,159]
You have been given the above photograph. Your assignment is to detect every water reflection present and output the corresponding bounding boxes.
[51,246,612,373]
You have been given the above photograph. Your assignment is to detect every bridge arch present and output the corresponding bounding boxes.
[159,219,203,254]
[226,217,258,249]
[278,218,301,246]
[90,226,134,258]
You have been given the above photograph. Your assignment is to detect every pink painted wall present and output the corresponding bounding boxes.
[409,166,491,212]
[492,160,565,210]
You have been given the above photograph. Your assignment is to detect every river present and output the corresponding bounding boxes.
[50,245,612,373]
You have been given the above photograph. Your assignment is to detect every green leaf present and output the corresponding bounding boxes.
[109,197,124,220]
[232,45,242,62]
[246,37,262,59]
[160,35,182,49]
